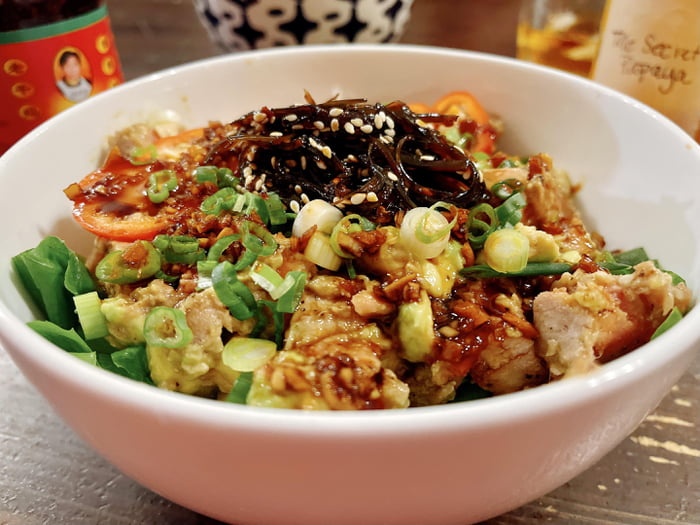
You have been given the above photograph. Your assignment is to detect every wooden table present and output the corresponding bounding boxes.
[1,1,698,524]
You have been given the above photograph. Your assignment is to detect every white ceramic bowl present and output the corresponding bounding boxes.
[1,45,699,525]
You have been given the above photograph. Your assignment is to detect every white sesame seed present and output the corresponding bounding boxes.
[351,118,363,127]
[344,122,355,134]
[284,114,298,121]
[379,135,392,144]
[270,156,277,168]
[360,124,373,134]
[290,200,300,213]
[294,184,302,194]
[253,112,266,122]
[254,178,264,191]
[385,128,396,137]
[420,154,435,161]
[244,174,254,186]
[366,191,378,203]
[316,160,327,170]
[309,137,320,149]
[330,118,340,132]
[386,116,395,129]
[292,124,304,130]
[269,131,283,137]
[301,156,307,170]
[329,107,344,117]
[387,171,398,181]
[301,193,310,204]
[243,166,253,178]
[314,120,325,130]
[346,154,358,162]
[374,113,383,129]
[350,193,366,205]
[321,146,332,159]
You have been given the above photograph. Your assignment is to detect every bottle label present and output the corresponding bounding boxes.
[0,5,124,154]
[592,0,700,139]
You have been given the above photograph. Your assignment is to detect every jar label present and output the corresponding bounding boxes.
[0,6,124,154]
[592,0,700,139]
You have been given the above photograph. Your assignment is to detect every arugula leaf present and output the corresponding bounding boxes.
[110,345,153,384]
[27,320,93,353]
[600,248,686,284]
[12,236,95,328]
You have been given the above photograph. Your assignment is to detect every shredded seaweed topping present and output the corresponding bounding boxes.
[204,94,488,224]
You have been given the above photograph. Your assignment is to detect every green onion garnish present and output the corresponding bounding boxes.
[146,169,177,203]
[143,306,193,348]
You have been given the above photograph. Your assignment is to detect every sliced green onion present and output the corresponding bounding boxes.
[73,291,109,340]
[147,169,177,203]
[292,199,343,237]
[194,165,239,188]
[217,167,238,188]
[242,221,277,257]
[483,228,530,274]
[244,192,270,225]
[443,125,472,149]
[265,192,289,227]
[460,261,572,278]
[494,191,526,227]
[222,336,277,372]
[153,235,205,264]
[201,187,237,216]
[466,203,498,247]
[95,241,161,284]
[196,260,217,290]
[207,234,240,262]
[232,247,259,271]
[329,214,374,258]
[129,144,157,165]
[491,178,523,200]
[250,263,284,294]
[212,261,257,320]
[304,231,343,271]
[232,193,246,213]
[143,306,193,348]
[275,271,307,313]
[226,371,253,404]
[400,206,454,259]
[255,300,285,347]
[194,165,218,184]
[497,158,522,169]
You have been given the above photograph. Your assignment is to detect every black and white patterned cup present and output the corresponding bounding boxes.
[194,0,414,51]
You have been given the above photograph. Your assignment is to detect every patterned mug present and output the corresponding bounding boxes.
[194,0,414,51]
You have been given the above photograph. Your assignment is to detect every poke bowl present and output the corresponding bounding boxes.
[0,44,699,525]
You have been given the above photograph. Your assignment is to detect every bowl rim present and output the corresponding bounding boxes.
[1,43,699,435]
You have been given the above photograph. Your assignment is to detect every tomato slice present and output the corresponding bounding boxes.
[67,129,206,241]
[68,148,170,241]
[432,91,496,155]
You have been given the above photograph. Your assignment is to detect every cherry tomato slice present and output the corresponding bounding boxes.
[433,91,496,155]
[69,148,170,241]
[67,128,206,241]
